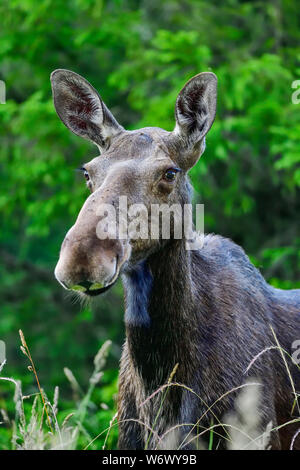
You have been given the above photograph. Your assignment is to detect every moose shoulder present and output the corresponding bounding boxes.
[50,69,300,450]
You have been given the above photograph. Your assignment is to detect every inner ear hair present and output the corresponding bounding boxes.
[50,69,123,149]
[172,72,217,169]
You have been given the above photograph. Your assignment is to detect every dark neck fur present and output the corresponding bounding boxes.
[122,239,198,389]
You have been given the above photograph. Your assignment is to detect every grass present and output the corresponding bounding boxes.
[0,332,118,450]
[0,326,299,450]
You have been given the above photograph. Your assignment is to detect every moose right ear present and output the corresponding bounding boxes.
[50,69,124,150]
[172,72,217,170]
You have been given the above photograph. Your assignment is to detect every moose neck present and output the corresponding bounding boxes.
[123,238,198,388]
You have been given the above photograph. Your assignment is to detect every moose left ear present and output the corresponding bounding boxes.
[50,69,124,150]
[172,72,217,170]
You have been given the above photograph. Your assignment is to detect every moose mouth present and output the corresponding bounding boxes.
[70,280,117,297]
[84,282,116,297]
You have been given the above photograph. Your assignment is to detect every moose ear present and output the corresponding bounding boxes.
[172,72,217,170]
[50,69,123,150]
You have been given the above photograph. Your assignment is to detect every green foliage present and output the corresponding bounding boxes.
[0,0,299,450]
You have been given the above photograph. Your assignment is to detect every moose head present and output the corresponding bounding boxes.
[51,69,217,296]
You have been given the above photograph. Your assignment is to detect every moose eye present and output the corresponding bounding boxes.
[83,170,90,182]
[163,168,180,182]
[77,166,90,182]
[77,166,92,190]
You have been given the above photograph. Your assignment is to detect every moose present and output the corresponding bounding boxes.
[51,69,300,450]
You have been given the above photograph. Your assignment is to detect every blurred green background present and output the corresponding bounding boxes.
[0,0,299,449]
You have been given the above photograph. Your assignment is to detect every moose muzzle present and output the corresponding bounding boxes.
[54,191,130,296]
